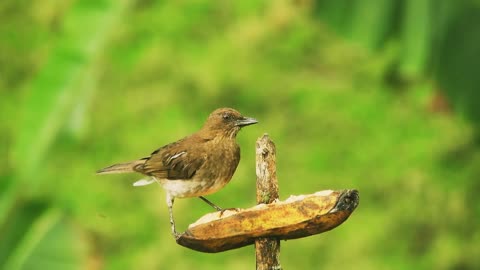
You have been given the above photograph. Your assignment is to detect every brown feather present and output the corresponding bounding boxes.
[135,135,209,180]
[96,159,147,174]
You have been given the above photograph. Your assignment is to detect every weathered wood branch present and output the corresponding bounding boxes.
[255,134,281,270]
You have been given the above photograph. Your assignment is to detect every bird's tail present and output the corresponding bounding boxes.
[96,159,146,174]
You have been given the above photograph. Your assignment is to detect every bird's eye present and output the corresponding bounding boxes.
[223,113,232,120]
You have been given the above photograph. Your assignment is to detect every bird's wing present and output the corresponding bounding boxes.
[136,139,207,180]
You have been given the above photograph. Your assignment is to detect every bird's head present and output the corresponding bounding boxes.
[201,108,258,138]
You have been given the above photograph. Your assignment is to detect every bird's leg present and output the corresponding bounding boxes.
[166,194,180,239]
[199,196,241,217]
[199,196,223,211]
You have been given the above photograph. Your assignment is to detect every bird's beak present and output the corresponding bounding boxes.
[235,117,258,127]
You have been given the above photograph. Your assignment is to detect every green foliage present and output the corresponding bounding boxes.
[1,0,480,269]
[2,0,128,269]
[1,206,88,270]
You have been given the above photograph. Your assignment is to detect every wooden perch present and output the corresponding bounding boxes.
[255,134,280,270]
[176,134,359,255]
[176,189,359,253]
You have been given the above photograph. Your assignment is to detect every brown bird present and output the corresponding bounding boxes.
[96,108,258,238]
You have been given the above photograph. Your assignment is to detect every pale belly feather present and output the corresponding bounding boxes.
[158,177,229,198]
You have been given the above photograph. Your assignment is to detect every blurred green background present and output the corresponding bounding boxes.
[2,0,480,269]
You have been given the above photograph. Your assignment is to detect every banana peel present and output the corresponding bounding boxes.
[176,189,359,253]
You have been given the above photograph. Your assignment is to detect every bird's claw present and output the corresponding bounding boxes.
[219,207,241,217]
[172,231,181,240]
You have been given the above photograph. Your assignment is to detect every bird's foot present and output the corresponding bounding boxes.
[219,207,241,217]
[172,231,181,240]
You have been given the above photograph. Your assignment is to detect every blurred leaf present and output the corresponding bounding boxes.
[0,175,17,228]
[67,67,98,139]
[0,206,88,270]
[11,0,130,182]
[435,6,480,131]
[349,0,396,50]
[399,0,432,78]
[315,0,354,34]
[0,201,48,267]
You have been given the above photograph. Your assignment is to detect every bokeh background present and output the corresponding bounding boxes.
[2,0,480,269]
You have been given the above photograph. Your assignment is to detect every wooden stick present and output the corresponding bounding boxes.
[255,134,281,270]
